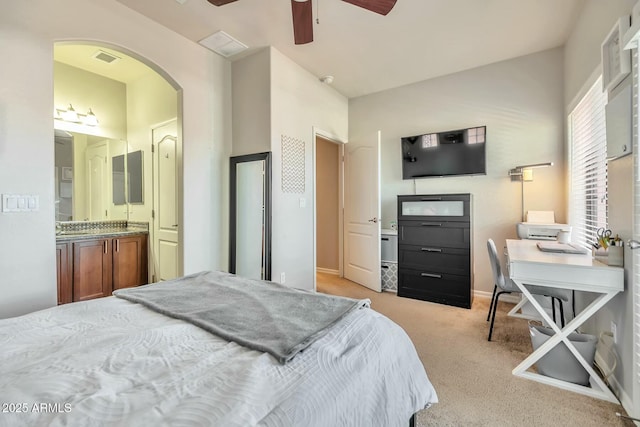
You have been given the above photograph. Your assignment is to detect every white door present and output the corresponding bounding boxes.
[86,140,109,220]
[344,131,381,291]
[152,120,180,281]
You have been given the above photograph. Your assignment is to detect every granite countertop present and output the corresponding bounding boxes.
[55,220,149,242]
[56,228,148,242]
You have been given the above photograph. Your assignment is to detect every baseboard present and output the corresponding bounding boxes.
[608,374,638,424]
[316,268,339,275]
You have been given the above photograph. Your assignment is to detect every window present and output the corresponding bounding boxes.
[568,76,608,250]
[467,126,486,144]
[421,133,438,148]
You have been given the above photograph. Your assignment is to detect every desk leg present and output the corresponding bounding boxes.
[512,281,619,403]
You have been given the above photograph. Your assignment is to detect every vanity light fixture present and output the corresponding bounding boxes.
[84,109,99,126]
[60,104,80,123]
[508,162,553,221]
[55,104,99,126]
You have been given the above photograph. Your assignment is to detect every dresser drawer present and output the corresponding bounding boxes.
[398,222,469,248]
[397,193,470,222]
[397,267,471,308]
[399,245,469,276]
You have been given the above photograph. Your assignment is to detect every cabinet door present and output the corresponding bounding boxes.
[73,239,112,301]
[56,242,72,305]
[113,235,148,290]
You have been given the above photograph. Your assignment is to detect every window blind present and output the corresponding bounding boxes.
[568,76,608,250]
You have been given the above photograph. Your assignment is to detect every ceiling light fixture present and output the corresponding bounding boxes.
[55,104,99,126]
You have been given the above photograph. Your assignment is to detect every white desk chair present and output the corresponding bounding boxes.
[486,239,571,341]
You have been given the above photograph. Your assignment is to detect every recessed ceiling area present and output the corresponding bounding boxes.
[54,44,154,84]
[115,0,585,98]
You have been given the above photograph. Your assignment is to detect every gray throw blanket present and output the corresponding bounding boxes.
[113,271,370,364]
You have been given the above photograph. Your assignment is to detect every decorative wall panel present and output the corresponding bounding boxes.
[281,135,305,193]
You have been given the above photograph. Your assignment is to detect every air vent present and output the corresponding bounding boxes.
[199,31,248,58]
[93,50,121,64]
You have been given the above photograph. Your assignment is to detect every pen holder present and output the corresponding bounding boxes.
[608,245,624,267]
[592,247,608,263]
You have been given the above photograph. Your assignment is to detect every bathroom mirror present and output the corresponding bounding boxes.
[54,130,131,221]
[230,152,271,281]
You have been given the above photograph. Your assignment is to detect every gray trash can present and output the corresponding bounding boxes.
[529,322,597,386]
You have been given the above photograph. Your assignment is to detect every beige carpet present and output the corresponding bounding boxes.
[316,273,634,427]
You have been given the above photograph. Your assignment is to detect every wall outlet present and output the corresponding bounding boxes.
[280,272,286,284]
[611,321,617,344]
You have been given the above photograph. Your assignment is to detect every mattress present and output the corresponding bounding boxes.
[0,292,437,427]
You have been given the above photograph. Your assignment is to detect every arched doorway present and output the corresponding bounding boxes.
[53,41,182,282]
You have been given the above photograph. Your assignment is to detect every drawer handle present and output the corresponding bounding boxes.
[421,247,442,252]
[421,273,442,279]
[381,237,389,241]
[382,265,389,269]
[420,223,442,227]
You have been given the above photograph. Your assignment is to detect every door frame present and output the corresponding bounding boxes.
[312,127,346,291]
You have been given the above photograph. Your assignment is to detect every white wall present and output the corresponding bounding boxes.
[126,71,178,223]
[232,47,348,290]
[349,48,566,296]
[231,48,271,157]
[563,0,636,411]
[54,62,128,140]
[0,0,231,318]
[270,47,349,290]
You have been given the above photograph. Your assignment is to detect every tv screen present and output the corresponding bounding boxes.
[401,126,486,179]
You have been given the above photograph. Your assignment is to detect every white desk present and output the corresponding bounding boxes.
[506,239,624,403]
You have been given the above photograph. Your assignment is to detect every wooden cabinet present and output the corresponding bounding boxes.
[397,194,473,309]
[56,234,148,304]
[113,235,148,291]
[56,242,72,305]
[73,239,113,301]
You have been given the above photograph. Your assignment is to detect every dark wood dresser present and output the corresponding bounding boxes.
[397,193,473,308]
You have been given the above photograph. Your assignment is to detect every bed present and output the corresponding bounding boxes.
[0,271,437,427]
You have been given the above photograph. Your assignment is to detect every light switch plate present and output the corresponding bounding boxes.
[2,194,39,212]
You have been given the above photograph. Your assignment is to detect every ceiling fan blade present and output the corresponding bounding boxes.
[207,0,238,6]
[291,0,313,45]
[341,0,397,15]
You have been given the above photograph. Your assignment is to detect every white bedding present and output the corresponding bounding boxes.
[0,296,437,427]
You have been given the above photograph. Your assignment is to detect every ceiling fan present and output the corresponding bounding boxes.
[206,0,397,45]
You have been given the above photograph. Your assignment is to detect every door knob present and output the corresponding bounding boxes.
[628,239,640,250]
[368,217,378,223]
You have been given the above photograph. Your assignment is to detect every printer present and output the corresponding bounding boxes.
[516,211,571,240]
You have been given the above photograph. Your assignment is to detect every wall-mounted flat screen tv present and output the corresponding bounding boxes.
[401,126,486,179]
